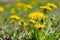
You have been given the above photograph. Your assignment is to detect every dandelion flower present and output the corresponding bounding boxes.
[18,19,24,25]
[16,2,22,7]
[28,12,45,19]
[35,23,45,28]
[10,15,20,20]
[18,19,27,26]
[46,3,57,8]
[23,4,32,12]
[40,6,52,11]
[26,4,32,9]
[0,7,4,12]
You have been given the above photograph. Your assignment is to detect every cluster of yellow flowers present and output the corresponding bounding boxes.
[28,11,45,28]
[28,3,57,29]
[10,15,28,26]
[9,2,57,29]
[10,15,20,24]
[16,2,32,12]
[40,3,57,11]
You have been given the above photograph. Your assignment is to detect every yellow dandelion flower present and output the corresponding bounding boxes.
[26,4,32,9]
[23,4,32,12]
[40,6,52,11]
[18,19,24,25]
[35,23,45,28]
[10,7,15,14]
[16,2,22,7]
[18,19,27,26]
[10,15,20,20]
[28,12,45,19]
[18,21,22,25]
[46,3,57,8]
[29,19,36,24]
[10,19,15,24]
[0,7,4,12]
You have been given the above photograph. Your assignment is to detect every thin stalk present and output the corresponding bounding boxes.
[41,21,52,40]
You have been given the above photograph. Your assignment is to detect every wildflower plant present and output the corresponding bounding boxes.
[0,1,59,40]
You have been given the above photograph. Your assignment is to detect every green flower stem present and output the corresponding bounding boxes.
[36,29,39,40]
[56,33,60,38]
[41,21,52,40]
[24,26,30,36]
